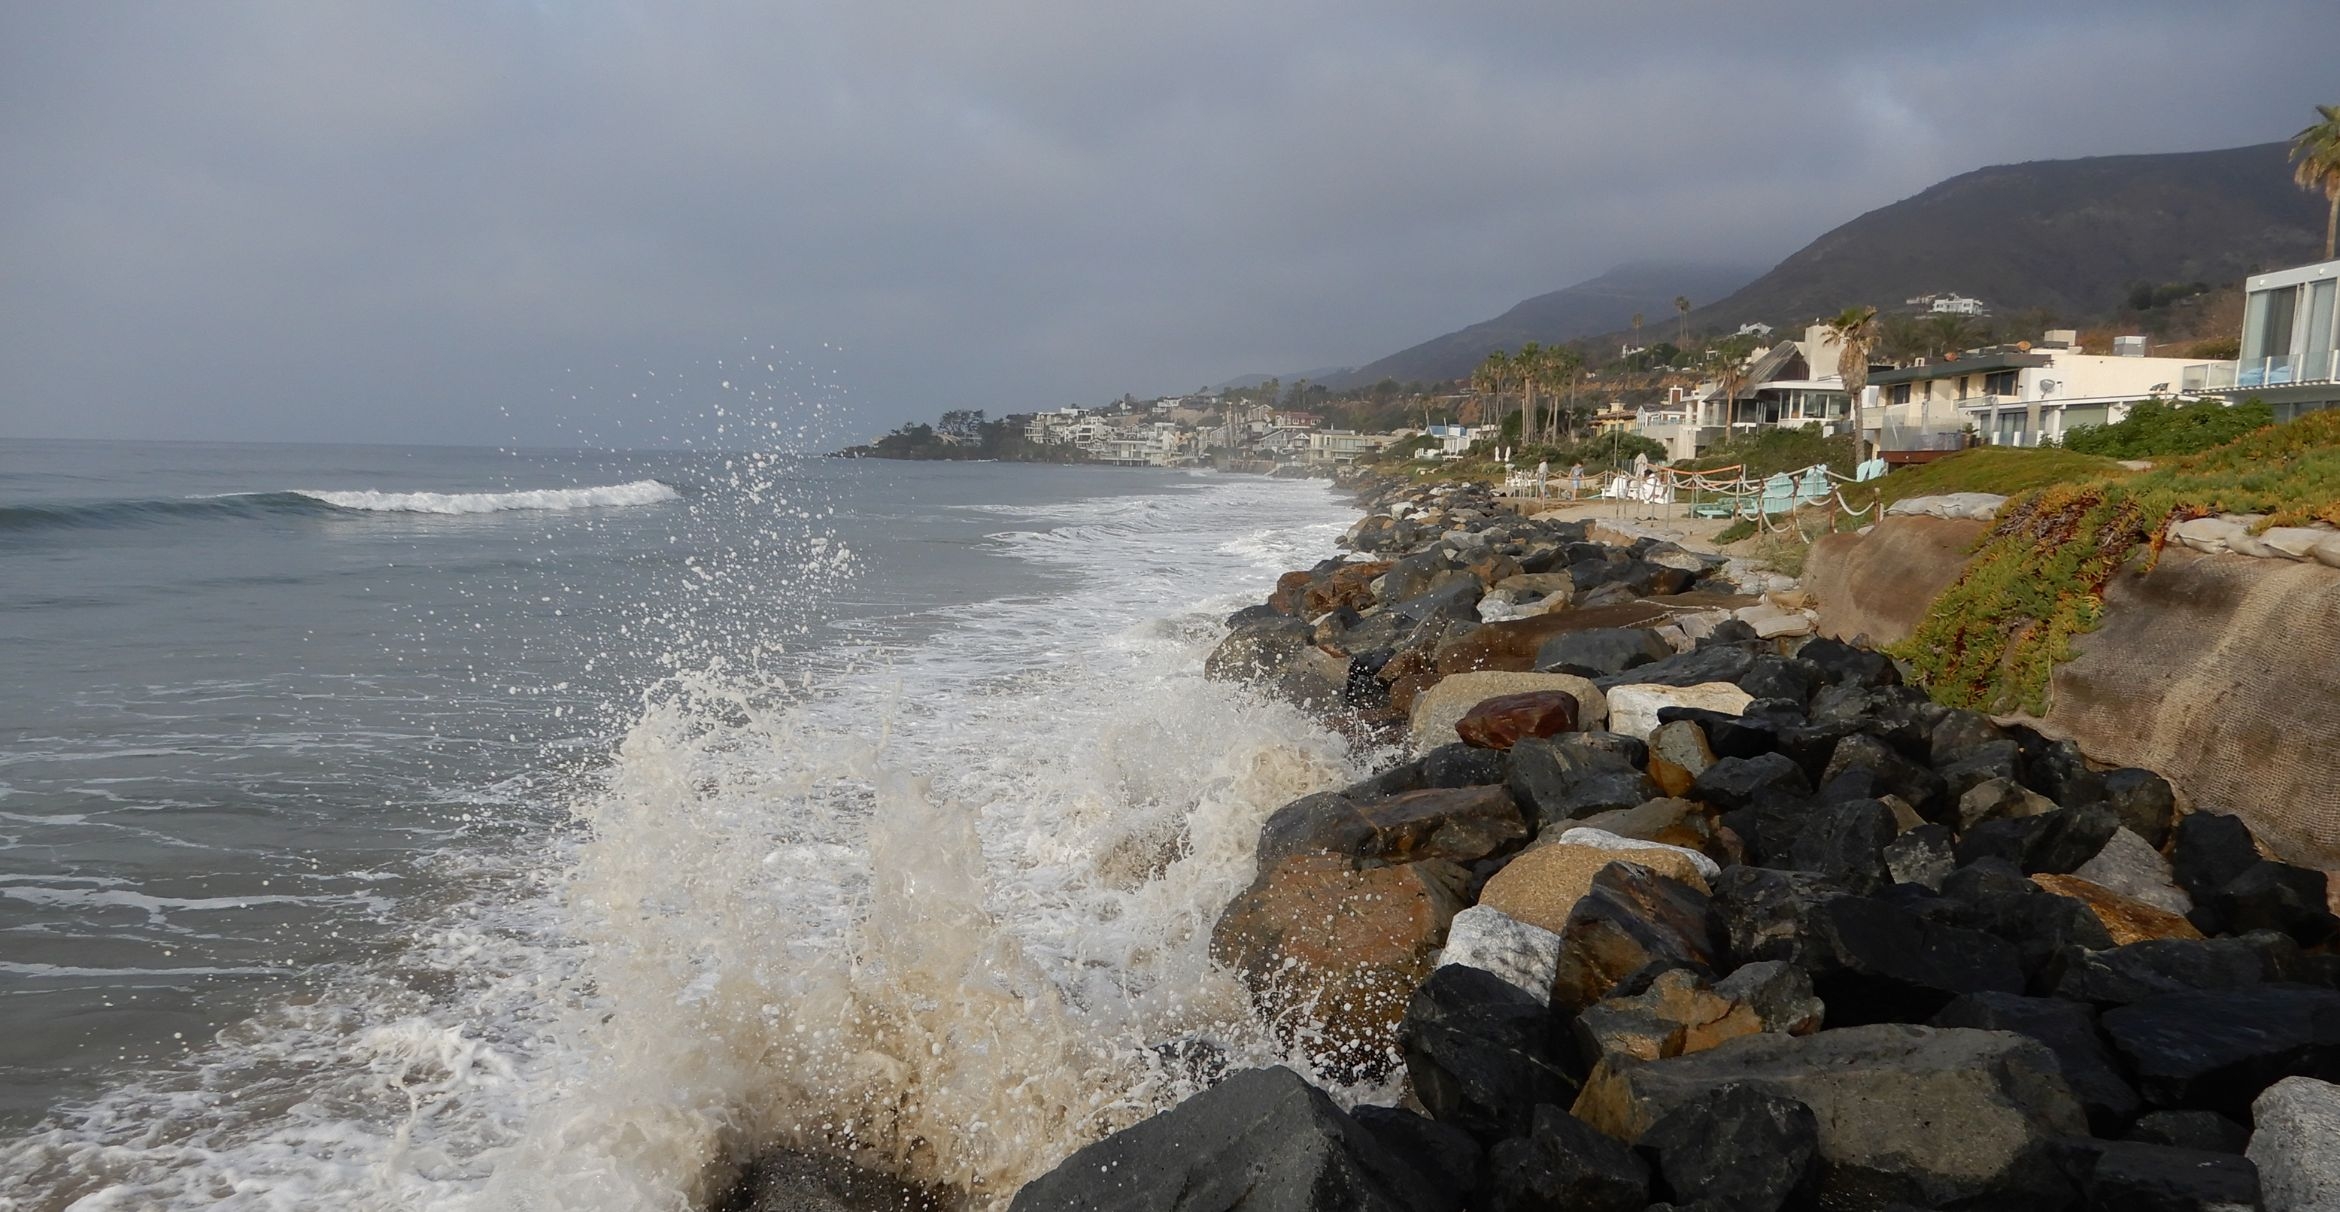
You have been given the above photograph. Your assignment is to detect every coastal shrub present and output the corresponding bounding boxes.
[1896,410,2340,713]
[1831,446,2133,529]
[2062,398,2275,458]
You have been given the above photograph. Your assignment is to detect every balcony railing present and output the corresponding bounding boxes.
[1880,423,1971,452]
[2183,362,2240,392]
[2233,352,2340,389]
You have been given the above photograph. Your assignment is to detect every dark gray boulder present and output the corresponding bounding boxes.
[1689,752,1810,813]
[2049,1138,2262,1212]
[1819,733,1949,819]
[1506,737,1657,828]
[1399,964,1579,1141]
[1421,741,1507,789]
[2198,860,2339,946]
[2101,985,2340,1116]
[1955,802,2122,875]
[1796,636,1901,689]
[1883,824,1957,890]
[1593,645,1757,691]
[2169,813,2262,904]
[2048,937,2286,1006]
[1633,1082,1821,1212]
[1785,798,1897,894]
[1204,617,1313,683]
[2100,768,2178,850]
[2123,1109,2252,1154]
[1807,895,2027,1024]
[1254,784,1527,868]
[1006,1066,1453,1212]
[1485,1104,1650,1212]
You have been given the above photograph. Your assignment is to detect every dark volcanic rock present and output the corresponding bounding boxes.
[1797,636,1902,689]
[2101,985,2340,1116]
[1937,859,2117,983]
[1006,1066,1453,1212]
[1485,1104,1650,1212]
[1955,802,2122,875]
[1689,752,1810,813]
[1552,863,1721,1010]
[722,1151,946,1212]
[2101,768,2179,850]
[1710,866,1849,972]
[2170,813,2261,903]
[1455,690,1580,750]
[2123,1109,2253,1154]
[1819,732,1948,818]
[2048,937,2286,1006]
[1933,992,2140,1133]
[2049,1138,2262,1212]
[1634,1082,1821,1212]
[1535,627,1672,678]
[2198,860,2339,946]
[1593,645,1757,691]
[1883,824,1957,890]
[1785,798,1897,893]
[1399,965,1579,1141]
[1350,1106,1483,1200]
[1734,655,1821,707]
[1573,1024,2088,1211]
[1422,741,1508,789]
[1807,894,2026,1024]
[1507,736,1658,828]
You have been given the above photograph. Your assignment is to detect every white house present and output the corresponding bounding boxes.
[1303,430,1395,467]
[1868,333,2222,449]
[2184,256,2340,420]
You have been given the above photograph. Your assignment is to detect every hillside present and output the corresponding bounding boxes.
[1321,261,1760,388]
[1689,141,2326,331]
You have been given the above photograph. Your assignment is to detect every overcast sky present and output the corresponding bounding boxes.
[2,2,2332,447]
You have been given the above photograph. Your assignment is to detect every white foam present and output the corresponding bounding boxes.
[2,472,1381,1210]
[291,480,680,515]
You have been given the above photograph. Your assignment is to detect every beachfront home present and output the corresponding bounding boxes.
[1303,429,1396,467]
[1663,324,1857,456]
[1424,423,1493,458]
[1866,331,2218,450]
[2183,256,2340,419]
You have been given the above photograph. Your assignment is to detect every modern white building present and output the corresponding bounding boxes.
[2184,257,2340,419]
[1303,429,1395,467]
[1868,335,2221,449]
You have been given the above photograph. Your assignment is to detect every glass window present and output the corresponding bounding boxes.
[2306,279,2336,376]
[1984,369,2018,396]
[2252,286,2298,360]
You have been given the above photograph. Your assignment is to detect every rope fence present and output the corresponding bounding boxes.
[1500,456,1890,536]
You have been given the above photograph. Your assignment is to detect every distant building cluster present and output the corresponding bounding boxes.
[1009,396,1436,468]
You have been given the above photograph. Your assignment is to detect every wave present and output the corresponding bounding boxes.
[288,480,680,514]
[0,481,679,533]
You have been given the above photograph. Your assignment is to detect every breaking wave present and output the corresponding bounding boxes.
[288,481,681,514]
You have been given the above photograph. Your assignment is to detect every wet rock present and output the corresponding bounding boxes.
[1435,905,1562,1006]
[1785,798,1897,894]
[2250,1076,2340,1212]
[1592,644,1758,691]
[1255,784,1527,868]
[2199,860,2339,946]
[1420,741,1507,789]
[1956,802,2122,875]
[1535,627,1673,678]
[2033,873,2204,945]
[1933,991,2140,1132]
[1819,732,1948,821]
[1391,578,1485,627]
[1005,1066,1453,1212]
[2049,1138,2262,1212]
[2049,937,2285,1006]
[722,1150,947,1212]
[1409,671,1608,754]
[1689,752,1810,813]
[2170,813,2262,904]
[1607,681,1753,741]
[1376,552,1455,605]
[1734,655,1820,708]
[1505,735,1657,827]
[1574,797,1735,865]
[1203,616,1313,682]
[2074,827,2193,917]
[1485,1104,1650,1212]
[1936,859,2118,983]
[1211,854,1466,1070]
[1350,1106,1483,1202]
[2102,985,2340,1115]
[1454,690,1580,749]
[1634,1083,1821,1212]
[1477,837,1712,937]
[1303,560,1395,616]
[1399,964,1580,1141]
[1572,1024,2088,1211]
[1884,824,1957,890]
[2102,768,2179,850]
[1551,863,1722,1010]
[2125,1109,2252,1154]
[1267,568,1318,615]
[1224,602,1286,629]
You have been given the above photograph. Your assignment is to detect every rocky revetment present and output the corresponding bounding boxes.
[1009,474,2340,1212]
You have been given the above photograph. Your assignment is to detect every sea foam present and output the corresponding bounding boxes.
[291,480,680,514]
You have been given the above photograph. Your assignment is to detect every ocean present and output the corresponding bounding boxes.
[0,440,1372,1209]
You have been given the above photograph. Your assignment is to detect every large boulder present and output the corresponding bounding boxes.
[2101,985,2340,1116]
[2031,873,2203,945]
[2048,937,2284,1006]
[1485,1104,1650,1212]
[1571,1024,2088,1210]
[1505,736,1657,827]
[1634,1083,1822,1212]
[2073,827,2193,917]
[1398,964,1580,1142]
[1435,905,1562,1006]
[1006,1066,1453,1212]
[2049,1139,2264,1212]
[2249,1076,2340,1212]
[1204,616,1313,683]
[1932,992,2140,1133]
[1644,720,1717,798]
[1409,671,1608,755]
[1803,895,2027,1024]
[1254,785,1528,868]
[1574,963,1820,1066]
[1211,854,1467,1071]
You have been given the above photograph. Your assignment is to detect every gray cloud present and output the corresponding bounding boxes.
[1,0,2331,445]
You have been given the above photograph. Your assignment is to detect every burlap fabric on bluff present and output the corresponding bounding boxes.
[1809,518,2340,867]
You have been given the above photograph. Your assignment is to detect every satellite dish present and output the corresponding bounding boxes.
[2039,380,2059,394]
[2016,340,2032,351]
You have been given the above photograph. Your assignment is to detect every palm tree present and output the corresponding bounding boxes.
[1924,313,1975,359]
[1829,306,1881,460]
[1674,296,1691,347]
[1631,313,1645,366]
[1540,346,1585,441]
[2292,103,2340,260]
[1515,342,1547,444]
[1472,350,1514,443]
[1878,313,1926,365]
